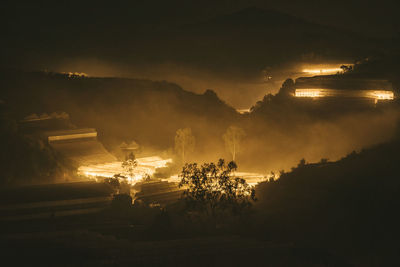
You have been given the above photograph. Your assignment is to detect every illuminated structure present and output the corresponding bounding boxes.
[300,63,353,76]
[294,76,394,103]
[302,68,343,75]
[295,88,394,101]
[46,128,98,143]
[78,156,172,184]
[45,128,117,165]
[119,141,140,158]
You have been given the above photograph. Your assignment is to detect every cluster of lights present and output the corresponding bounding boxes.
[295,89,323,98]
[79,156,273,187]
[369,90,394,100]
[78,156,172,185]
[295,89,394,101]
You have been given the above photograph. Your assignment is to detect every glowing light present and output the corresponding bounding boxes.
[48,132,97,142]
[302,68,343,75]
[295,89,394,101]
[295,89,323,98]
[78,156,172,185]
[237,108,250,114]
[166,171,273,186]
[368,90,394,100]
[234,172,272,186]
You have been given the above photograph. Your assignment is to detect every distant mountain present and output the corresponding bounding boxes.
[1,7,382,75]
[170,7,377,71]
[2,6,388,109]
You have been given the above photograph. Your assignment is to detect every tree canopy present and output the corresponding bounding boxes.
[179,159,256,225]
[121,152,138,178]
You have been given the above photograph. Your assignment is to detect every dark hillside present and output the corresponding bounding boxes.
[255,137,400,265]
[0,69,238,152]
[0,102,74,185]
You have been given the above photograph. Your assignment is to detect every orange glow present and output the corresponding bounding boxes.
[48,132,97,142]
[295,89,323,98]
[302,68,343,75]
[78,156,172,185]
[295,89,394,101]
[368,90,394,100]
[167,171,275,186]
[237,108,250,114]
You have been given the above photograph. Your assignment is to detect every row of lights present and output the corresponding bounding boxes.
[295,89,394,100]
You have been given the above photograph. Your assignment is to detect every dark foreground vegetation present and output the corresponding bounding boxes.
[2,135,400,266]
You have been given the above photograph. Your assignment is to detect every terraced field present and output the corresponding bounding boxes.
[0,182,114,221]
[51,140,117,165]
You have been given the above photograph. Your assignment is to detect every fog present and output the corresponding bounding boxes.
[49,58,353,109]
[239,107,400,172]
[1,67,399,184]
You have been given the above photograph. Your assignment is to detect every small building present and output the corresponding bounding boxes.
[19,113,117,166]
[119,141,140,158]
[44,128,117,165]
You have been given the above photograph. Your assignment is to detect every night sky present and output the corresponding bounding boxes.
[2,0,399,38]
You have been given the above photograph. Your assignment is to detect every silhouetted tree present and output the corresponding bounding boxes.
[297,158,306,167]
[320,158,329,164]
[278,78,295,96]
[121,152,138,178]
[223,126,245,161]
[179,159,256,226]
[340,64,353,73]
[175,128,195,163]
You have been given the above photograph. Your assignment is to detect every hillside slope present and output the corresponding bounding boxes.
[0,70,238,153]
[255,137,400,265]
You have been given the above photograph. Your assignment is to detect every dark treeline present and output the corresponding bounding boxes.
[340,54,400,92]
